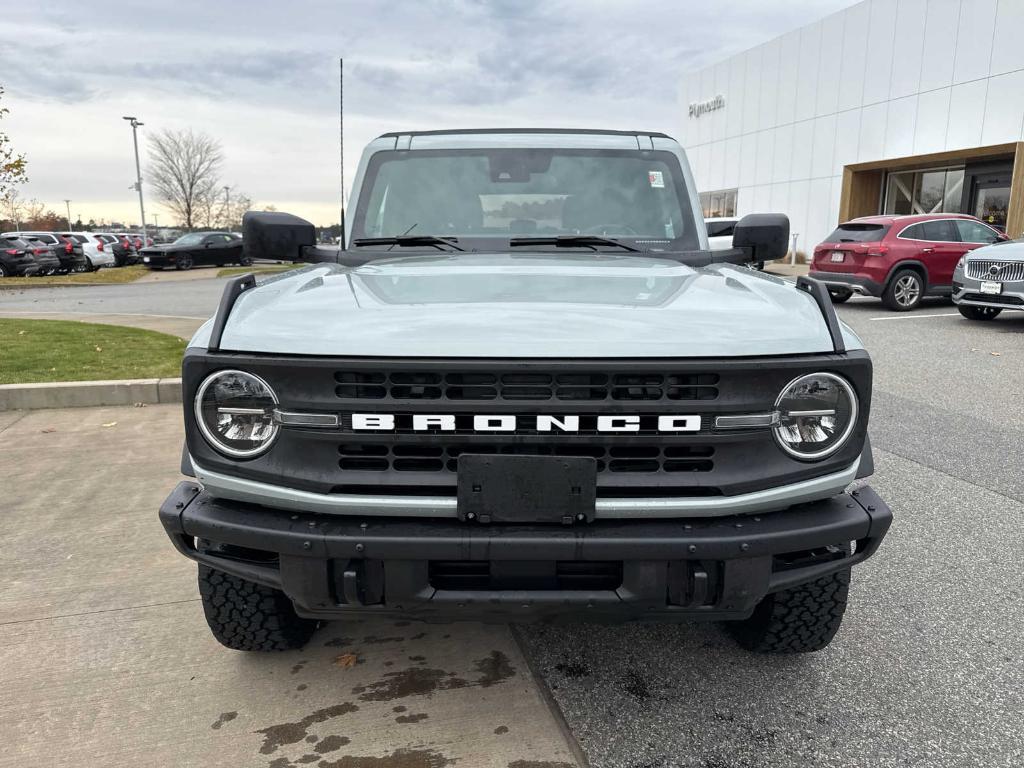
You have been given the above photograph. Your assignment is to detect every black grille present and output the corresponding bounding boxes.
[960,293,1024,306]
[335,370,719,402]
[339,443,714,474]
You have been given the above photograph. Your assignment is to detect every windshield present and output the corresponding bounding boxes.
[352,148,700,251]
[174,233,205,246]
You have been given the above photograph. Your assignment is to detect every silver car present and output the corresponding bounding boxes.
[952,239,1024,320]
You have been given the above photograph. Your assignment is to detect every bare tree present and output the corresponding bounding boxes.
[147,128,223,229]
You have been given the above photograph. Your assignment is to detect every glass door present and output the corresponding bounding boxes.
[972,183,1010,231]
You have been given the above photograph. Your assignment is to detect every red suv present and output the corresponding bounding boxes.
[810,214,1008,311]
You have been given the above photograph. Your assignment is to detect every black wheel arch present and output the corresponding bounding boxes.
[884,260,929,292]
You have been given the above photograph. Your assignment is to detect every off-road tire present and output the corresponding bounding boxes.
[829,288,853,303]
[882,268,923,311]
[727,569,850,653]
[958,305,1002,321]
[198,564,318,651]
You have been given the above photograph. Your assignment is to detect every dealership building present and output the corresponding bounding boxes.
[680,0,1024,253]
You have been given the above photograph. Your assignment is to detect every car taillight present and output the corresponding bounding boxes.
[96,240,105,251]
[33,248,46,255]
[65,241,73,253]
[865,244,889,256]
[5,248,18,255]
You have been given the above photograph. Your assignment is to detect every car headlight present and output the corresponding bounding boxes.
[955,255,967,271]
[194,370,279,458]
[773,373,858,460]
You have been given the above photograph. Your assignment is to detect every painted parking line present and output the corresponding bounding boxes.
[868,312,962,321]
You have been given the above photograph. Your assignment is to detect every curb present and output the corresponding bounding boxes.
[0,377,182,411]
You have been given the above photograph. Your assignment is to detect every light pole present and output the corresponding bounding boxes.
[223,185,230,229]
[64,199,72,230]
[153,213,159,228]
[122,116,148,244]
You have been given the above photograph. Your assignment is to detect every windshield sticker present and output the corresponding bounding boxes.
[648,170,665,188]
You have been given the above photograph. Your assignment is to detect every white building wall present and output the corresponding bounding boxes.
[681,0,1024,255]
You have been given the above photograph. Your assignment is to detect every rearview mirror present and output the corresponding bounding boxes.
[242,211,316,262]
[732,213,790,263]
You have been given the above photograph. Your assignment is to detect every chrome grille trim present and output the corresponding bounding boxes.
[966,260,1024,282]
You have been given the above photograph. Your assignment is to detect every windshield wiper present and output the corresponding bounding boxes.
[508,235,640,252]
[352,235,464,251]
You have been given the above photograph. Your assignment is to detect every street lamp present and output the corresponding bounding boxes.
[64,199,72,230]
[122,116,148,245]
[223,185,230,228]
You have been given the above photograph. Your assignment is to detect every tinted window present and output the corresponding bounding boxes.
[706,221,736,238]
[955,219,1000,244]
[3,237,29,248]
[920,220,958,242]
[825,223,890,242]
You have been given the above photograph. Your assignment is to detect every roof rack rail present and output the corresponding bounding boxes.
[207,273,257,352]
[796,275,846,354]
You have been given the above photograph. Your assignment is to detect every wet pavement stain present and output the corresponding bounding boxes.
[409,632,428,640]
[395,713,428,724]
[210,711,237,730]
[506,762,575,768]
[256,703,360,754]
[297,755,321,764]
[316,748,455,767]
[474,651,516,687]
[392,706,407,713]
[553,661,590,679]
[291,660,309,675]
[362,635,406,645]
[267,758,291,768]
[306,735,320,744]
[355,667,468,702]
[297,684,308,692]
[324,637,355,648]
[316,735,352,754]
[494,725,509,735]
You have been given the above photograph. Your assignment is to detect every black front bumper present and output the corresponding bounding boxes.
[160,483,891,622]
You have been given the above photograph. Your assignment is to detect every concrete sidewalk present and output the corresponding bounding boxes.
[0,310,206,339]
[0,405,581,768]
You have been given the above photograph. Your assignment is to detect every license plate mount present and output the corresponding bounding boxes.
[457,454,597,524]
[980,280,1002,295]
[830,251,845,263]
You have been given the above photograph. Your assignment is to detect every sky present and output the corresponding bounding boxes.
[1,0,854,227]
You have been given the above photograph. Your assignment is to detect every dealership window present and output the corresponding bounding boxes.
[699,188,737,218]
[883,167,964,216]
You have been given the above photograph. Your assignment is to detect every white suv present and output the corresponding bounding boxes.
[57,232,117,269]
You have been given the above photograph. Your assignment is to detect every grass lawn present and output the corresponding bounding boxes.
[0,265,149,287]
[0,319,186,384]
[217,263,299,278]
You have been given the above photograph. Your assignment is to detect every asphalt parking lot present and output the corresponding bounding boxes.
[1,283,1022,767]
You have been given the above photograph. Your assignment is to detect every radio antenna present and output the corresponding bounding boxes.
[339,57,346,248]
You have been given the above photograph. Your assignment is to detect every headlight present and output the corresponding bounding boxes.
[955,254,967,271]
[194,370,279,458]
[773,373,858,460]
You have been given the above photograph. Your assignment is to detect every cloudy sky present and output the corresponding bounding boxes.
[2,0,853,227]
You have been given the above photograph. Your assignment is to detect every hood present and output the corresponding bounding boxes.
[190,253,862,358]
[967,240,1024,261]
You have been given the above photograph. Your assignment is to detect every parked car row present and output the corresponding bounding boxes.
[808,213,1020,318]
[0,230,156,276]
[705,212,1020,320]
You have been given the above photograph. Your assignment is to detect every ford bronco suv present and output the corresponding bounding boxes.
[159,129,891,654]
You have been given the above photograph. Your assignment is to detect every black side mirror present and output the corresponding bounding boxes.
[733,213,790,263]
[242,211,316,262]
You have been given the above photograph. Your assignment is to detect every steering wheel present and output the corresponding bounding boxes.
[581,224,640,237]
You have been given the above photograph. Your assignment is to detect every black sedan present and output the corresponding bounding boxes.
[139,232,249,270]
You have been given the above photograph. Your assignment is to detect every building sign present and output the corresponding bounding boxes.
[689,94,724,118]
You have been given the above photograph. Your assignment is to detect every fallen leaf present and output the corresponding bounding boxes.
[971,348,978,352]
[333,653,358,669]
[18,330,25,335]
[41,427,56,434]
[133,402,148,408]
[102,421,118,428]
[990,352,1001,357]
[95,346,103,352]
